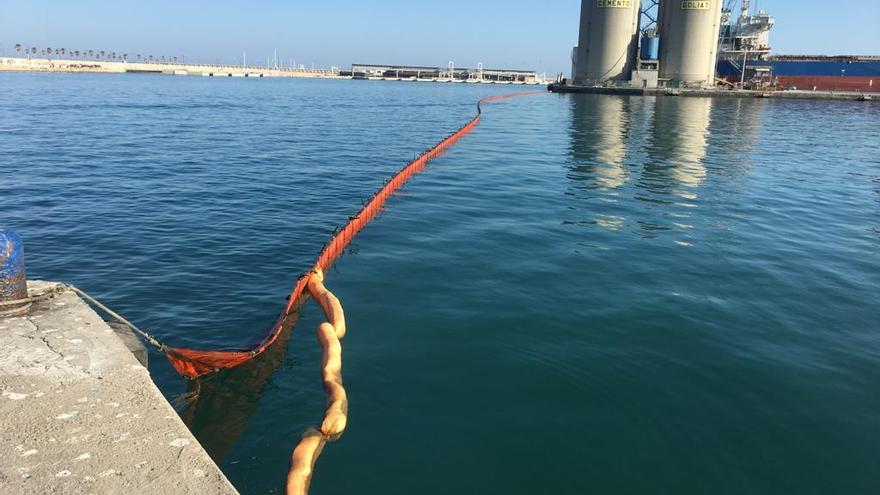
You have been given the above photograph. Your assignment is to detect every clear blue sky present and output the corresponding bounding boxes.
[1,0,877,75]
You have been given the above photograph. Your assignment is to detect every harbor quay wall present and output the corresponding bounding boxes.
[548,83,878,102]
[0,56,342,78]
[0,281,239,495]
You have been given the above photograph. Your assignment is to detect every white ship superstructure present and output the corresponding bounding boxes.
[719,0,775,59]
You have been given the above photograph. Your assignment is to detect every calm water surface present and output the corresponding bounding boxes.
[2,74,879,494]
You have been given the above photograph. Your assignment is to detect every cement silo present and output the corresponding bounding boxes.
[658,0,723,86]
[572,0,641,84]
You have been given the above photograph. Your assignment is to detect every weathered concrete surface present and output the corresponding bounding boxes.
[0,281,238,495]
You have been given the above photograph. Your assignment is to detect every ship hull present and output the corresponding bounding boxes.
[717,59,880,92]
[775,76,876,92]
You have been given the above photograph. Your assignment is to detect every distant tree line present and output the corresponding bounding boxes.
[12,44,180,64]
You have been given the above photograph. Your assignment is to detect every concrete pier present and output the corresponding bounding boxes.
[0,281,238,494]
[548,83,877,102]
[0,56,341,79]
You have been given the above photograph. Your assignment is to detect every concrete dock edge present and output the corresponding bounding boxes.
[0,281,239,494]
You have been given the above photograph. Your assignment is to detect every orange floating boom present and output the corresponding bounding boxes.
[165,91,544,380]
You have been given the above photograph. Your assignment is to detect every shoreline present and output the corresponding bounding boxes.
[0,56,341,79]
[0,56,549,85]
[0,282,238,494]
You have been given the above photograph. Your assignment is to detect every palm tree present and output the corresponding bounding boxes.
[14,43,21,54]
[136,54,142,62]
[74,50,80,59]
[122,53,128,61]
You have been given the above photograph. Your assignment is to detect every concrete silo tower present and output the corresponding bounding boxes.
[658,0,724,86]
[572,0,641,84]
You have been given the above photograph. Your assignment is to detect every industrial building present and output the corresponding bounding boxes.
[657,0,723,84]
[566,0,879,93]
[349,63,541,84]
[571,0,641,84]
[569,0,724,89]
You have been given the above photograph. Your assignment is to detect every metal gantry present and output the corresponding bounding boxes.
[640,0,660,36]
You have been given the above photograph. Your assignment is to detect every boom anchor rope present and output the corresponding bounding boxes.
[15,284,172,354]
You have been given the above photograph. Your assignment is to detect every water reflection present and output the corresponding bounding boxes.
[647,97,713,199]
[568,95,631,190]
[725,99,764,153]
[564,94,768,242]
[618,97,714,239]
[874,177,879,204]
[566,95,635,232]
[874,177,879,237]
[708,98,766,180]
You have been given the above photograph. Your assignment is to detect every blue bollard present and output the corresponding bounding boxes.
[0,229,29,316]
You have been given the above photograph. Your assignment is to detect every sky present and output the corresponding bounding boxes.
[1,0,878,76]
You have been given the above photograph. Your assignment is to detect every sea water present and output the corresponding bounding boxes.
[2,73,879,494]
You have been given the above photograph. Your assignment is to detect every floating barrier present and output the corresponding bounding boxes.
[309,272,346,340]
[286,268,347,495]
[163,90,545,379]
[8,91,544,495]
[285,428,326,495]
